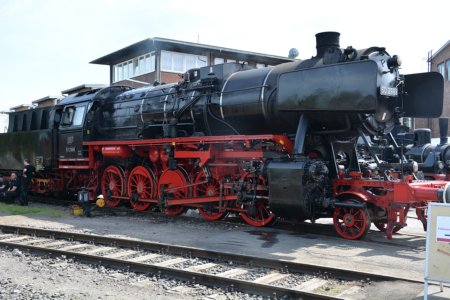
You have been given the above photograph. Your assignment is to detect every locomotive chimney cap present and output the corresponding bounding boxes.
[315,31,340,57]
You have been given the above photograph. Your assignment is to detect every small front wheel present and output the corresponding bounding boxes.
[333,201,371,240]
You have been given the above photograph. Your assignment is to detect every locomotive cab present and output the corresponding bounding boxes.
[56,88,104,161]
[56,86,133,162]
[57,103,89,159]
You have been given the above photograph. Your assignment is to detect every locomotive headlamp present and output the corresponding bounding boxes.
[387,55,402,68]
[412,161,419,173]
[437,161,445,170]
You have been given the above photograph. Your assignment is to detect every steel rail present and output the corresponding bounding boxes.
[0,225,421,284]
[0,240,333,299]
[0,231,337,299]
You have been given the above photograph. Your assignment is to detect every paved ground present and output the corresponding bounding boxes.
[0,203,449,299]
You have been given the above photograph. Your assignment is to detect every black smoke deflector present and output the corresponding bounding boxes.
[402,72,444,118]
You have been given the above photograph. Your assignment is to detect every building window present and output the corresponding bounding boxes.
[227,59,236,63]
[123,62,129,79]
[161,51,172,71]
[145,54,155,74]
[437,62,445,79]
[128,61,133,78]
[446,60,450,81]
[113,52,155,82]
[214,58,224,65]
[161,50,208,73]
[172,52,184,72]
[256,63,265,69]
[186,55,196,70]
[134,59,139,75]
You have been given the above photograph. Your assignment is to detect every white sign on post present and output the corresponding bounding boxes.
[424,203,450,299]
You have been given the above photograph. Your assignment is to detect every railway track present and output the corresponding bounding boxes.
[0,225,421,299]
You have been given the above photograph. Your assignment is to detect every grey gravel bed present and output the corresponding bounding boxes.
[1,231,353,293]
[1,248,287,299]
[0,278,66,300]
[273,272,314,287]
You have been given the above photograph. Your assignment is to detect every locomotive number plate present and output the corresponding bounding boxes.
[380,86,398,97]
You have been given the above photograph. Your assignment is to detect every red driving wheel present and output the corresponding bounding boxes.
[194,170,227,221]
[239,173,275,227]
[127,166,155,211]
[158,168,188,216]
[101,165,125,207]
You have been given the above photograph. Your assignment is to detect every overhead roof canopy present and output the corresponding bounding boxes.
[61,84,107,95]
[90,37,294,66]
[10,104,32,112]
[32,95,61,104]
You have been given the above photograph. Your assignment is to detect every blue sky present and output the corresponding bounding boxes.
[0,0,448,111]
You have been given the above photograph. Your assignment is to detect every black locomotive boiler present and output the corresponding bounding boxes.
[0,32,447,239]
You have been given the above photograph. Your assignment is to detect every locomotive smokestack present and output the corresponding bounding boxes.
[315,32,340,58]
[439,117,448,144]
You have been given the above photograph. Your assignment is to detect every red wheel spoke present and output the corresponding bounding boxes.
[159,168,188,216]
[333,201,371,240]
[194,170,227,221]
[240,173,275,227]
[127,166,155,211]
[101,165,125,207]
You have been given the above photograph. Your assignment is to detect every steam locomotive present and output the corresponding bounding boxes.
[0,32,447,240]
[404,118,450,180]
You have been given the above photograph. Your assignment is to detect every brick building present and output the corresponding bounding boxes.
[90,37,293,88]
[415,40,450,137]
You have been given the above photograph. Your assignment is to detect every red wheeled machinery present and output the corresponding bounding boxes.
[333,171,449,239]
[85,132,450,240]
[86,134,293,227]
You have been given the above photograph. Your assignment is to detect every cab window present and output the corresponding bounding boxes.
[72,106,86,126]
[61,106,86,127]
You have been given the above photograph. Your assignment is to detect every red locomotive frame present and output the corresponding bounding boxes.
[83,134,292,226]
[26,133,447,240]
[333,172,448,239]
